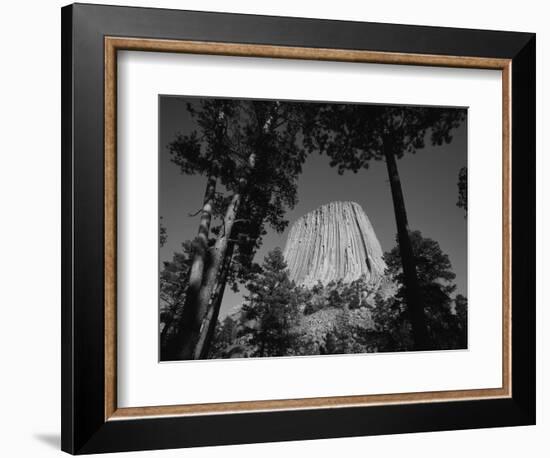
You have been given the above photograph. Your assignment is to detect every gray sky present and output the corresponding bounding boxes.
[159,96,467,318]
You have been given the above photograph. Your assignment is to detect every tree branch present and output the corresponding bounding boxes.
[187,208,203,217]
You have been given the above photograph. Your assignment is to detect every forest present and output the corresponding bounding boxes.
[159,98,468,361]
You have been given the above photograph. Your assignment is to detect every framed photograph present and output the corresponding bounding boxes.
[61,3,535,454]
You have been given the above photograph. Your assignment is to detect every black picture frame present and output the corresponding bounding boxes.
[61,3,535,454]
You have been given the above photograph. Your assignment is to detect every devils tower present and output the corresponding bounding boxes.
[283,201,386,288]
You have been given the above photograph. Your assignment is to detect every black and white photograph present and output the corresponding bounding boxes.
[158,96,468,361]
[0,0,542,456]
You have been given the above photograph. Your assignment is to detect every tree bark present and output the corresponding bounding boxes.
[160,175,216,360]
[187,175,217,304]
[192,242,234,359]
[188,193,238,352]
[383,143,430,350]
[183,152,257,359]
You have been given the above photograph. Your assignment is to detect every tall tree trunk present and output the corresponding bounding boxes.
[178,192,240,359]
[193,242,234,359]
[383,143,430,350]
[187,175,217,306]
[183,152,257,359]
[160,175,216,360]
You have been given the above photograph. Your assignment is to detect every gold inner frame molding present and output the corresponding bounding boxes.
[104,36,512,421]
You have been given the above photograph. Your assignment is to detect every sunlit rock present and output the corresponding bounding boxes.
[283,201,386,288]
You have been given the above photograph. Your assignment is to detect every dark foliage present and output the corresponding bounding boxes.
[302,104,466,172]
[159,241,194,334]
[159,216,167,248]
[207,232,467,358]
[380,230,467,350]
[161,100,468,358]
[301,104,466,351]
[239,248,301,357]
[457,166,467,214]
[162,99,313,358]
[168,99,310,291]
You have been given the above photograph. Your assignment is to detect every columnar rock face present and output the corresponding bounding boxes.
[283,201,386,288]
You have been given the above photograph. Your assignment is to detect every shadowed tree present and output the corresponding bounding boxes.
[208,315,239,359]
[383,230,465,349]
[454,294,468,348]
[159,240,194,339]
[162,100,309,360]
[240,248,300,357]
[159,217,167,248]
[457,166,467,215]
[193,101,309,359]
[303,104,466,350]
[161,99,242,360]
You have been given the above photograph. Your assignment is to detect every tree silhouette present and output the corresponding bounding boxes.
[161,99,240,360]
[208,315,239,359]
[159,217,167,248]
[159,241,194,345]
[303,104,466,350]
[161,100,308,360]
[457,166,467,215]
[201,235,467,358]
[382,230,466,349]
[454,294,468,348]
[240,248,300,357]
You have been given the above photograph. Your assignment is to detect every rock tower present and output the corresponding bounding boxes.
[283,201,386,288]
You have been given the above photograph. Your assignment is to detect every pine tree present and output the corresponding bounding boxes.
[241,248,300,357]
[159,241,194,345]
[161,100,309,360]
[382,230,465,350]
[303,104,466,350]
